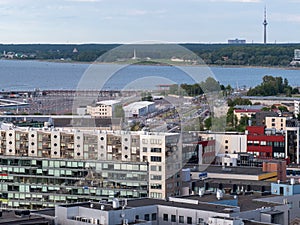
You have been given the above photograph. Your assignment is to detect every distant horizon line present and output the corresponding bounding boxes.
[1,42,300,45]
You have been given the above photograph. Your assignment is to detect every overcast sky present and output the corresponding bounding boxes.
[0,0,299,44]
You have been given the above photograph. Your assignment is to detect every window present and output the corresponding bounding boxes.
[150,175,162,180]
[151,148,162,153]
[150,139,162,145]
[225,146,228,149]
[171,215,176,222]
[150,192,162,198]
[198,218,204,223]
[150,156,161,162]
[150,183,162,189]
[140,165,147,171]
[144,214,150,221]
[280,142,285,147]
[163,214,168,221]
[150,165,157,171]
[151,213,157,221]
[179,216,184,223]
[143,147,147,152]
[225,140,228,143]
[187,217,192,224]
[135,215,139,220]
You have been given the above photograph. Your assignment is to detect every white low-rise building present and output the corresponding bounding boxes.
[56,193,289,225]
[123,101,156,118]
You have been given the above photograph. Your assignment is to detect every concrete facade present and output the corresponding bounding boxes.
[55,195,289,225]
[265,116,287,131]
[200,132,247,154]
[123,101,155,118]
[0,123,197,208]
[86,100,120,118]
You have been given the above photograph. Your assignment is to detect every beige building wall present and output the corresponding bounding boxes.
[234,110,257,124]
[200,133,247,154]
[265,117,286,131]
[87,104,113,118]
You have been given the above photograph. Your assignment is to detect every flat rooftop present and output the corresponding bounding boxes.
[184,193,280,212]
[189,165,267,176]
[61,198,237,214]
[0,210,52,225]
[96,100,120,106]
[60,194,282,214]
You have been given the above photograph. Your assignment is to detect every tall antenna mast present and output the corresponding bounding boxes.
[263,6,268,44]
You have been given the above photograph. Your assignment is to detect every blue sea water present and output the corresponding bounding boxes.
[0,59,299,91]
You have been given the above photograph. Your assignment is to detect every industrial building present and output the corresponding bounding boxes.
[123,101,156,118]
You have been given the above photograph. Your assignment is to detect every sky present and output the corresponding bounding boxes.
[0,0,299,44]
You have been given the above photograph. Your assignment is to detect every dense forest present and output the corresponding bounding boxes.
[1,43,300,66]
[183,43,300,67]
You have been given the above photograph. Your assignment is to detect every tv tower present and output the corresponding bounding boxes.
[263,6,268,44]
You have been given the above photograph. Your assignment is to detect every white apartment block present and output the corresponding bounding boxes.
[0,123,197,203]
[86,100,120,118]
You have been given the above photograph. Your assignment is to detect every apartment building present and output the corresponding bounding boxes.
[265,116,287,131]
[234,109,260,124]
[0,123,197,209]
[86,100,120,118]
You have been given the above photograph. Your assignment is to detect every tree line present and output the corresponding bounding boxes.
[183,44,300,67]
[1,43,300,66]
[247,75,299,96]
